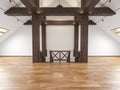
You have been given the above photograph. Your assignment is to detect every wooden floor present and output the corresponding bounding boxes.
[0,57,120,90]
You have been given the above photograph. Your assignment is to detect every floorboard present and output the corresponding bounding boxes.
[0,57,120,90]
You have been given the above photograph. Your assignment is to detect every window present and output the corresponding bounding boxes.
[0,27,9,37]
[112,27,120,37]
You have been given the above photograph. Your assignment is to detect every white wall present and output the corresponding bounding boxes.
[0,26,32,56]
[0,25,120,59]
[88,26,120,56]
[46,25,74,60]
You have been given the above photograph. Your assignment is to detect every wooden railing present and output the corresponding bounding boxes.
[49,50,71,62]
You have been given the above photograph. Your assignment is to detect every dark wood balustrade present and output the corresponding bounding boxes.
[49,50,71,63]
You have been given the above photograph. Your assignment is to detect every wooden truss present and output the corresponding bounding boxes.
[5,0,116,63]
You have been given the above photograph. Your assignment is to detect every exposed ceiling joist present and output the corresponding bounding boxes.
[20,0,39,13]
[81,0,100,10]
[5,7,30,16]
[5,7,115,16]
[24,20,96,25]
[20,0,34,12]
[81,0,100,13]
[81,0,100,8]
[91,7,116,16]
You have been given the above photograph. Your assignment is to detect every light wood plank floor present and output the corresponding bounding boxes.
[0,57,120,90]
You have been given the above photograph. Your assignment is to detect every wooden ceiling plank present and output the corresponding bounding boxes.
[4,7,115,16]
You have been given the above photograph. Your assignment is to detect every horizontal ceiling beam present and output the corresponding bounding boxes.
[5,7,31,16]
[24,20,96,25]
[91,7,116,16]
[5,7,115,16]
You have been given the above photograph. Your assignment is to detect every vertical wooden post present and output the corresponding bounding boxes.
[41,17,47,62]
[80,15,89,63]
[74,18,80,62]
[74,22,79,57]
[32,13,40,63]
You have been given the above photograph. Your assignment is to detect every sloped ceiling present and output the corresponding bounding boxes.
[0,0,120,43]
[0,0,29,42]
[97,0,120,42]
[91,0,120,42]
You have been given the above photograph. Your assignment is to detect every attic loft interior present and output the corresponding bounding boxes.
[5,0,116,63]
[2,0,120,89]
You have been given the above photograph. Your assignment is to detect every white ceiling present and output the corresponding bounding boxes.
[0,0,120,42]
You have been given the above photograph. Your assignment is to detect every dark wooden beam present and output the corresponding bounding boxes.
[81,0,100,8]
[81,0,100,13]
[28,0,39,7]
[24,20,96,25]
[32,13,40,63]
[5,7,115,16]
[41,17,47,61]
[20,0,34,12]
[80,15,89,63]
[45,20,75,25]
[89,20,96,25]
[5,7,31,16]
[74,22,79,60]
[90,7,116,16]
[20,0,39,13]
